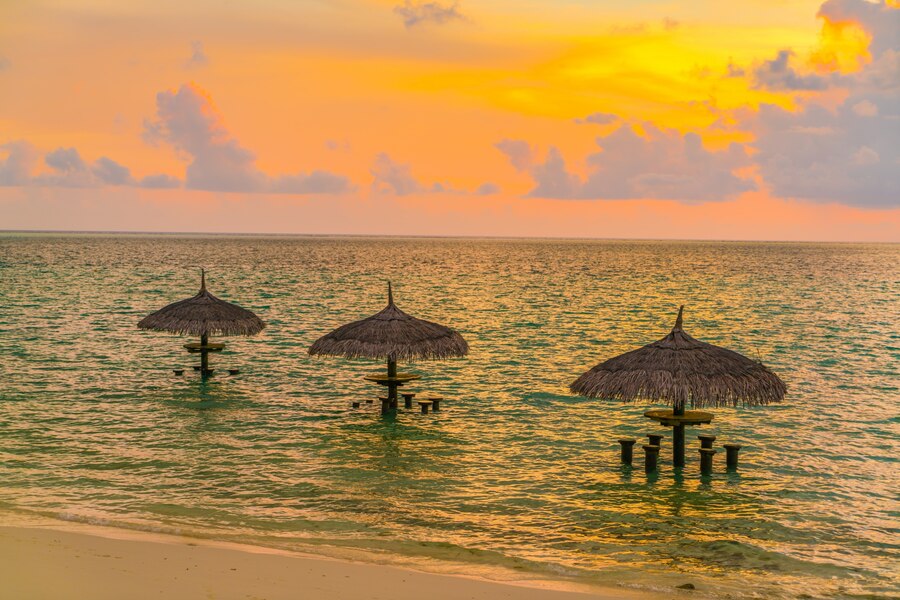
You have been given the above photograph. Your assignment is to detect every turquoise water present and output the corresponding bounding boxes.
[0,233,897,599]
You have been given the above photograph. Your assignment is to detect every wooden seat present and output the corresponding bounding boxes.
[402,392,416,409]
[417,400,433,414]
[352,401,360,408]
[427,396,443,411]
[172,369,184,375]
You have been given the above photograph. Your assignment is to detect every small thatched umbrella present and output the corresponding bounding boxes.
[309,282,468,410]
[571,306,785,468]
[138,270,265,376]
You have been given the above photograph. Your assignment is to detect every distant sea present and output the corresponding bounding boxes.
[1,233,897,599]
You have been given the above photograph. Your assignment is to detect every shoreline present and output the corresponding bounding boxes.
[0,515,680,600]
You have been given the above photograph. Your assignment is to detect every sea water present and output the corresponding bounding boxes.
[0,234,897,599]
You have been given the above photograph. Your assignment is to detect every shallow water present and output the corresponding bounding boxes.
[0,233,897,599]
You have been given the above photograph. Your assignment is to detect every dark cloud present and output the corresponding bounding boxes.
[394,1,467,29]
[0,141,38,186]
[139,173,182,189]
[575,112,618,125]
[92,157,133,185]
[753,50,829,90]
[144,83,351,194]
[185,41,209,69]
[475,182,500,195]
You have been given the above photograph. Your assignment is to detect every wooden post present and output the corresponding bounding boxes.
[699,448,716,475]
[643,444,660,473]
[618,439,636,465]
[647,433,663,447]
[724,444,742,469]
[672,403,685,468]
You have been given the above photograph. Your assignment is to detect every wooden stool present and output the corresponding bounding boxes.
[402,392,416,409]
[427,396,443,411]
[352,401,360,408]
[173,369,184,376]
[365,399,374,404]
[228,368,240,375]
[418,400,433,414]
[698,434,717,449]
[643,444,660,473]
[723,444,742,469]
[618,439,636,465]
[699,448,716,475]
[647,433,663,447]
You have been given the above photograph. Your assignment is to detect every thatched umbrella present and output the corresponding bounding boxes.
[138,270,265,376]
[571,306,785,468]
[309,282,468,410]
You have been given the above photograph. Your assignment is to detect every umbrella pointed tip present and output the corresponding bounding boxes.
[387,281,394,305]
[674,305,684,331]
[200,268,207,292]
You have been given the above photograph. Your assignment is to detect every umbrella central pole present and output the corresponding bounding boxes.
[201,334,209,375]
[387,358,398,406]
[672,402,686,468]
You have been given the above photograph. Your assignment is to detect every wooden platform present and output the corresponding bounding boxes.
[183,342,225,353]
[644,409,714,426]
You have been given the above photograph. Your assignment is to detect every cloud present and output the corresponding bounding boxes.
[271,170,353,194]
[139,173,182,189]
[36,147,96,187]
[753,50,829,90]
[0,141,38,186]
[575,112,618,125]
[494,139,533,172]
[185,41,209,69]
[475,182,500,195]
[394,1,467,28]
[0,57,10,72]
[370,153,422,195]
[745,0,900,207]
[498,124,755,202]
[92,157,133,185]
[144,83,351,194]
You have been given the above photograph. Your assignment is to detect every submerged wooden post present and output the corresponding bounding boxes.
[428,397,442,411]
[619,439,636,465]
[724,444,742,469]
[699,448,716,475]
[647,433,663,447]
[418,400,432,414]
[643,444,660,473]
[402,393,415,409]
[698,434,717,449]
[387,356,398,407]
[380,397,391,415]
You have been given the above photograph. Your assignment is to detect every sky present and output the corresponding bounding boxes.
[0,0,898,241]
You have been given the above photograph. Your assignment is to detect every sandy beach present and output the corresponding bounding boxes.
[0,522,675,600]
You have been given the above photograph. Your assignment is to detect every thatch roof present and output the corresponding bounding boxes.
[570,306,785,408]
[308,283,468,361]
[137,270,265,337]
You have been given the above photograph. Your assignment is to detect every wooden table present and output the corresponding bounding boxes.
[644,409,714,468]
[363,373,421,409]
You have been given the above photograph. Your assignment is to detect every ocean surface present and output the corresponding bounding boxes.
[0,233,897,599]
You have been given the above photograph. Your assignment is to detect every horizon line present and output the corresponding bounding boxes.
[0,228,896,245]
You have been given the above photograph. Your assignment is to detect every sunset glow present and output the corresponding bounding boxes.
[1,0,897,240]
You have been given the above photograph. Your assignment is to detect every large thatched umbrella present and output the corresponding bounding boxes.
[138,270,265,376]
[571,306,785,468]
[309,282,468,410]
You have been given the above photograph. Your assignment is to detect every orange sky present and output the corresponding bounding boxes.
[0,0,897,240]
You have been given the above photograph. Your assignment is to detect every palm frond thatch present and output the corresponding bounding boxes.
[308,283,468,361]
[137,271,265,337]
[570,306,785,408]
